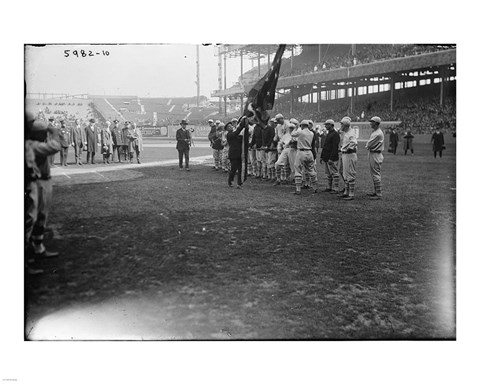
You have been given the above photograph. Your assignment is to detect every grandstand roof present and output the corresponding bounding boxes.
[212,48,456,97]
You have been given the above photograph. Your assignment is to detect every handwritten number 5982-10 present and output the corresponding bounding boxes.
[64,49,109,58]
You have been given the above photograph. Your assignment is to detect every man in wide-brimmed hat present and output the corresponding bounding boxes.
[176,119,192,170]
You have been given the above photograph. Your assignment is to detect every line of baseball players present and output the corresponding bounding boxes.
[47,117,143,166]
[207,114,385,200]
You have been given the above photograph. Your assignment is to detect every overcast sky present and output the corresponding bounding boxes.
[25,44,262,99]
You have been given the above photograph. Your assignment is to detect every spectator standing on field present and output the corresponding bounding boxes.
[389,128,399,155]
[101,121,113,164]
[431,128,445,158]
[85,118,100,164]
[58,118,71,166]
[403,130,414,156]
[176,119,192,171]
[71,119,86,165]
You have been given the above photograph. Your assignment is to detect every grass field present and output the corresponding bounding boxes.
[26,141,456,340]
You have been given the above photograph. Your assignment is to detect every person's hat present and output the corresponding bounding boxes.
[275,113,284,120]
[340,117,351,125]
[113,119,119,123]
[217,123,225,129]
[369,116,382,124]
[89,118,95,123]
[48,116,54,121]
[270,118,277,123]
[208,119,214,123]
[215,120,221,125]
[290,118,299,126]
[180,119,188,125]
[300,120,309,126]
[288,123,296,130]
[307,120,314,127]
[324,119,335,125]
[231,117,238,122]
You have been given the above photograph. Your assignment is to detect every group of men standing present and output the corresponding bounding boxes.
[208,114,386,200]
[47,117,144,166]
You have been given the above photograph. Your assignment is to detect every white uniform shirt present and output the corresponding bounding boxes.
[340,127,358,152]
[365,128,384,152]
[291,128,314,150]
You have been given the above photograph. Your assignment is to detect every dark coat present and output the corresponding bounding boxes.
[389,131,399,147]
[320,129,340,162]
[262,125,276,151]
[71,125,86,146]
[58,126,71,148]
[251,125,264,149]
[227,125,244,160]
[176,128,191,151]
[431,132,445,151]
[403,132,414,150]
[111,126,123,146]
[85,125,99,152]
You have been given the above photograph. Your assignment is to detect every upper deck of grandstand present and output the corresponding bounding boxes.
[214,44,456,97]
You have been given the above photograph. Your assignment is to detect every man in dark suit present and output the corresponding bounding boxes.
[176,119,191,170]
[227,116,247,188]
[320,119,340,193]
[58,118,71,166]
[71,119,86,165]
[389,128,399,155]
[85,118,99,164]
[111,119,124,162]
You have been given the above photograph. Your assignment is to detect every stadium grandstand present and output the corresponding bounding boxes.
[212,44,456,135]
[25,44,455,136]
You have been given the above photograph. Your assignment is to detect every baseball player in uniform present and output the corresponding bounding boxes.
[339,117,358,200]
[274,122,295,185]
[251,121,265,178]
[365,116,384,199]
[287,118,299,184]
[320,119,341,193]
[263,118,277,181]
[290,120,318,195]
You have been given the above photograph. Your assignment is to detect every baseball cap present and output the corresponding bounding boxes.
[208,119,214,123]
[340,117,351,125]
[215,120,221,125]
[275,114,284,120]
[369,116,382,124]
[231,117,238,122]
[113,119,119,123]
[300,120,309,126]
[324,119,335,125]
[307,120,314,127]
[290,118,299,126]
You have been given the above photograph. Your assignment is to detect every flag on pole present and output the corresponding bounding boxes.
[243,44,286,181]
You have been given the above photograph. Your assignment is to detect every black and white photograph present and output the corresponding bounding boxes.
[3,1,479,383]
[24,42,457,341]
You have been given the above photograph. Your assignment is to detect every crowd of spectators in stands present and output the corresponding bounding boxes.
[273,44,456,79]
[271,87,456,135]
